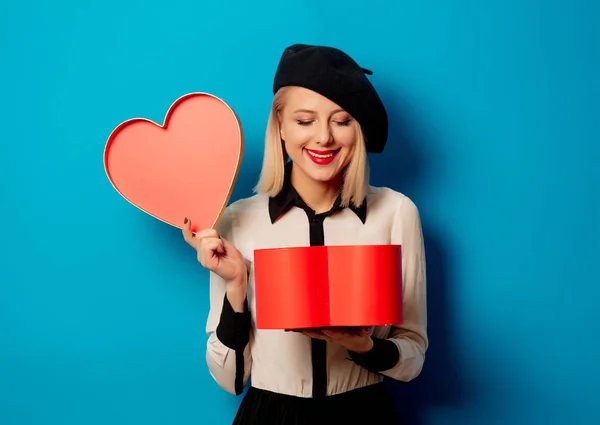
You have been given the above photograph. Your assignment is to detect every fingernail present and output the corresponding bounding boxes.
[184,217,188,224]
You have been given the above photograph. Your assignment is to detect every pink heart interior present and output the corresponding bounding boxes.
[104,93,243,232]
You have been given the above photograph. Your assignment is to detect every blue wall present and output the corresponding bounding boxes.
[1,1,599,424]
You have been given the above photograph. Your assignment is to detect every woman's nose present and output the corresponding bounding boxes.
[315,123,333,145]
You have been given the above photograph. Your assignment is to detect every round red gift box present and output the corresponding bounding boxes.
[253,245,403,330]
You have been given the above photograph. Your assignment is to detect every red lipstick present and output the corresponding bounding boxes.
[305,148,340,165]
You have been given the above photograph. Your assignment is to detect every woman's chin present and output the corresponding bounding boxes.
[291,154,345,184]
[304,167,341,183]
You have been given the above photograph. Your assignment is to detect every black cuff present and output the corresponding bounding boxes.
[216,294,251,350]
[348,337,400,373]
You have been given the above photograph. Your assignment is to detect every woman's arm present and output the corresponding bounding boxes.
[204,208,253,395]
[349,195,428,382]
[206,275,252,395]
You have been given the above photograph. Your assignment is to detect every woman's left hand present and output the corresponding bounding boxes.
[301,327,374,353]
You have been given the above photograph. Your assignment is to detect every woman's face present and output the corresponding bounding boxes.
[278,87,357,185]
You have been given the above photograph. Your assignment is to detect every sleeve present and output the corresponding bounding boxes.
[349,195,428,382]
[205,207,253,395]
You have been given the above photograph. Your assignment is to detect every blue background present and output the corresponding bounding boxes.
[1,1,599,424]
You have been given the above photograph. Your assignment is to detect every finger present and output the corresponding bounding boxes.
[303,330,329,341]
[322,328,351,337]
[304,333,327,341]
[330,326,359,335]
[221,236,237,254]
[321,329,343,340]
[182,217,194,246]
[195,230,223,254]
[195,228,219,240]
[201,238,225,255]
[347,327,363,336]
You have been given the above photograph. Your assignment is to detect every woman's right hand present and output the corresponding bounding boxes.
[182,218,248,308]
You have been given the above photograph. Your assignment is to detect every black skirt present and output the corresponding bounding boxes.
[232,383,401,425]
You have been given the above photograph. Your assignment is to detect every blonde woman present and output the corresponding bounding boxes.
[183,44,428,425]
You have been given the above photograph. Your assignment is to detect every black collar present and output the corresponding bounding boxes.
[268,161,367,224]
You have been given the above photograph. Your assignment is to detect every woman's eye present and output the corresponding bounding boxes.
[296,118,351,126]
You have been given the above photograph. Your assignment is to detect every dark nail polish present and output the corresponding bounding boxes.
[184,217,188,224]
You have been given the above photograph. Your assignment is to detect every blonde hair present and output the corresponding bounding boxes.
[254,87,369,208]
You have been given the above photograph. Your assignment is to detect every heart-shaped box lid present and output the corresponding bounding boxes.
[104,92,243,232]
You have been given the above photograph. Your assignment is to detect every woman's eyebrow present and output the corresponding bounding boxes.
[293,108,346,114]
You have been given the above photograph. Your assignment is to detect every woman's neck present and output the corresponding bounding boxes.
[290,164,341,214]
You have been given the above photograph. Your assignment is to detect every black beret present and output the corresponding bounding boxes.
[272,43,388,154]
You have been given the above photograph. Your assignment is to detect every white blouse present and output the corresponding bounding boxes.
[204,183,428,398]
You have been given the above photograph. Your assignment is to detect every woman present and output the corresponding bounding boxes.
[182,44,428,424]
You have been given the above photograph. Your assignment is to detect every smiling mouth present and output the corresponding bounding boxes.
[305,149,340,158]
[304,148,341,165]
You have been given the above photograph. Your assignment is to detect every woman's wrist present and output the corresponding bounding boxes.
[226,278,247,313]
[350,337,374,354]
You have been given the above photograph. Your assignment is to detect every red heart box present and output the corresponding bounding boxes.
[103,93,243,232]
[253,245,403,329]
